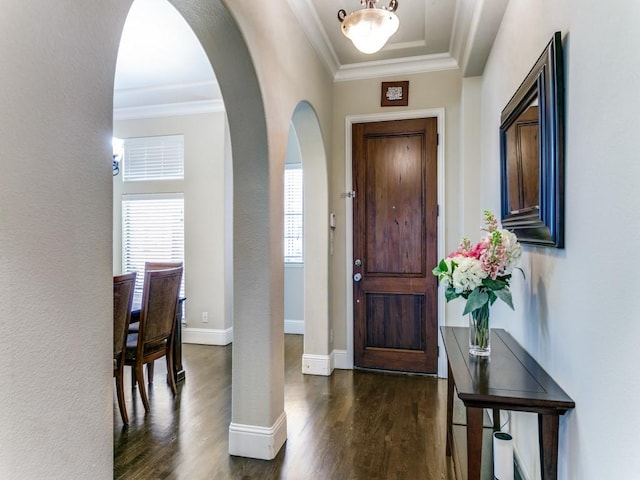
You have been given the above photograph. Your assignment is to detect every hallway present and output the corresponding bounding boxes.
[114,335,456,479]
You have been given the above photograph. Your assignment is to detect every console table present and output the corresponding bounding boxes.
[440,327,575,480]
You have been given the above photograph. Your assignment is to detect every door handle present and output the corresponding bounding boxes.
[353,273,362,282]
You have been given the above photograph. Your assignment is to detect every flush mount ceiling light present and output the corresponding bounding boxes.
[337,0,399,55]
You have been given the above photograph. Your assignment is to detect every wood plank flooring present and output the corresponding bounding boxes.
[114,335,456,479]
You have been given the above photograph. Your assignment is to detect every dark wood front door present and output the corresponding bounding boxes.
[353,118,438,373]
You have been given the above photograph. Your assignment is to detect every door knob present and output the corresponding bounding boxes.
[353,273,362,282]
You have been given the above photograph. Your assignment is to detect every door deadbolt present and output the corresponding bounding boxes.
[354,259,362,267]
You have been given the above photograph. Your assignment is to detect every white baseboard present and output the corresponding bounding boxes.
[302,353,333,376]
[182,326,233,345]
[284,319,304,335]
[228,412,287,460]
[332,349,350,370]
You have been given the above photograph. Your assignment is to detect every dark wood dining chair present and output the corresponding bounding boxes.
[113,272,136,425]
[125,266,183,412]
[129,261,183,385]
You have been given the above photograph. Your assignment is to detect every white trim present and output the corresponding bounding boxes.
[286,0,340,78]
[182,326,233,346]
[344,109,446,376]
[114,99,225,121]
[228,412,287,460]
[334,53,458,82]
[301,353,333,376]
[284,319,304,335]
[332,349,349,370]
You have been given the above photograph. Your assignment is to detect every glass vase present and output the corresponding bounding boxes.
[469,303,491,356]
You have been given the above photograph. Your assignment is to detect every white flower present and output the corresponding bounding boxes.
[451,256,486,293]
[500,229,522,273]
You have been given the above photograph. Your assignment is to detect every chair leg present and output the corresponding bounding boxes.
[115,367,129,425]
[147,361,154,384]
[136,363,151,412]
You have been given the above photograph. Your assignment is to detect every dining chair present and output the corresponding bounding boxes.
[125,266,183,412]
[129,261,183,385]
[129,261,183,333]
[113,272,136,425]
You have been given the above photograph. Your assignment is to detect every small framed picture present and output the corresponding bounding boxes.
[381,81,409,107]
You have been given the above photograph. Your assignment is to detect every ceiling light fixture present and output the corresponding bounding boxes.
[337,0,399,55]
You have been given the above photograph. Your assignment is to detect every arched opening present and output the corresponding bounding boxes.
[113,0,286,461]
[289,102,331,375]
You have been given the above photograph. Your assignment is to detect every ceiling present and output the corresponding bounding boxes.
[114,0,508,112]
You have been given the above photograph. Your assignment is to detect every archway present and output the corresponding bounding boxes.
[166,0,285,460]
[290,102,331,374]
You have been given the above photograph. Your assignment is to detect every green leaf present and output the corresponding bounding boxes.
[432,258,449,277]
[445,287,460,302]
[482,277,507,290]
[495,288,514,310]
[463,289,489,315]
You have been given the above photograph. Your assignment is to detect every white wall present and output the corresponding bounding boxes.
[113,110,233,344]
[480,1,640,477]
[0,2,129,478]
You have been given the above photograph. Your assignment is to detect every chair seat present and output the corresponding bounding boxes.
[126,333,168,360]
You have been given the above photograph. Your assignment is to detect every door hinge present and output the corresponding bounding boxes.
[341,191,356,199]
[437,345,440,357]
[437,204,440,217]
[436,133,440,145]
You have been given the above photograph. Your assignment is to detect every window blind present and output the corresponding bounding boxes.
[284,165,303,263]
[122,193,185,302]
[123,135,185,182]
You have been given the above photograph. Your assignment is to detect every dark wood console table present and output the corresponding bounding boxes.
[441,326,575,480]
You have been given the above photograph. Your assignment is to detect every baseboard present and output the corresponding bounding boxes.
[228,412,287,460]
[302,353,333,376]
[182,326,233,345]
[284,319,304,334]
[332,349,350,369]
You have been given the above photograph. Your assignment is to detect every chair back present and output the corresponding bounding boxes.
[113,272,136,360]
[145,261,183,272]
[138,266,183,347]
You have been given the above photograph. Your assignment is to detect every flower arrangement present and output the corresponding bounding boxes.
[432,210,522,355]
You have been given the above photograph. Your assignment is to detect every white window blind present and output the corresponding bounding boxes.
[122,193,185,302]
[123,135,184,182]
[284,164,303,263]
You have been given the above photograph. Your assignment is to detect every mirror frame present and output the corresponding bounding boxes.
[500,32,565,248]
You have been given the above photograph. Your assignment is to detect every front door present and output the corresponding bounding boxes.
[352,118,438,373]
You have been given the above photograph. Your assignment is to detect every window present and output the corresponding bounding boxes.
[284,164,303,263]
[122,193,185,301]
[123,135,184,182]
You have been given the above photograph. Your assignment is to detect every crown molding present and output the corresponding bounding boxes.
[287,0,340,78]
[114,99,225,121]
[334,53,459,82]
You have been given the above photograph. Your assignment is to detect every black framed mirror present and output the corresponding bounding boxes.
[500,31,564,248]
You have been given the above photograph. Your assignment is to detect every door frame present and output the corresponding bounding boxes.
[343,108,447,377]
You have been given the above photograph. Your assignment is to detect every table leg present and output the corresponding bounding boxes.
[466,406,484,480]
[169,299,186,384]
[446,363,454,456]
[538,414,560,480]
[493,408,501,432]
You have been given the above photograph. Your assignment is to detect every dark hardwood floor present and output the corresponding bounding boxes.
[114,335,456,479]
